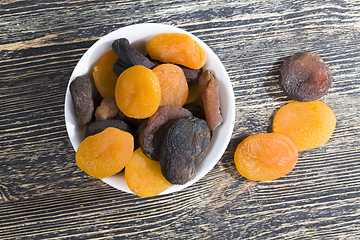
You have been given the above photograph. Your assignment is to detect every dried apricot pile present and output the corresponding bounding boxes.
[234,51,336,181]
[70,32,225,197]
[234,133,298,181]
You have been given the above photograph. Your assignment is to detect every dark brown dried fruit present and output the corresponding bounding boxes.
[95,96,119,121]
[181,66,203,85]
[113,59,127,77]
[199,70,223,131]
[115,110,146,133]
[85,119,132,138]
[134,119,148,150]
[139,105,192,161]
[183,103,205,120]
[159,116,211,185]
[112,38,155,71]
[279,52,332,102]
[70,75,100,125]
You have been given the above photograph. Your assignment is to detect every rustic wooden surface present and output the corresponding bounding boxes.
[1,0,360,239]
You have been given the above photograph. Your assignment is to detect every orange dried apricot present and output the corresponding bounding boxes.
[152,64,188,107]
[146,33,206,69]
[273,100,336,151]
[234,133,298,181]
[184,84,200,105]
[115,65,161,119]
[125,148,172,197]
[76,127,134,179]
[93,50,119,99]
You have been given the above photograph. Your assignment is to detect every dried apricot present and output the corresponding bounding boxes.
[280,52,332,102]
[125,148,172,197]
[199,70,223,131]
[273,101,336,151]
[146,33,206,70]
[183,103,205,120]
[70,75,100,125]
[112,38,156,70]
[93,50,119,99]
[115,65,161,119]
[159,116,211,185]
[76,127,134,179]
[85,119,132,138]
[95,96,119,121]
[184,84,200,105]
[139,105,193,161]
[234,133,298,181]
[152,64,188,107]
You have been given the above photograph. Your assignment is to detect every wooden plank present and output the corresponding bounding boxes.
[0,0,360,239]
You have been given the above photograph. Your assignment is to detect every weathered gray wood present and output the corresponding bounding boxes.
[1,0,360,239]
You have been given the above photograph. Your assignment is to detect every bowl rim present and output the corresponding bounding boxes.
[64,23,235,196]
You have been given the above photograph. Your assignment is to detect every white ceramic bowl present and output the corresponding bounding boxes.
[64,23,235,195]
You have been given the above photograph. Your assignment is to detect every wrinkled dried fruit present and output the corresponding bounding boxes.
[115,65,161,119]
[125,148,172,197]
[140,105,193,161]
[234,133,298,181]
[93,50,119,98]
[146,33,206,69]
[85,119,132,138]
[70,75,100,125]
[134,119,148,150]
[76,127,134,179]
[159,116,210,185]
[183,103,205,120]
[116,110,146,133]
[152,64,188,107]
[280,52,332,102]
[181,66,203,85]
[273,100,336,151]
[199,70,223,131]
[95,96,119,121]
[112,38,155,70]
[113,60,127,77]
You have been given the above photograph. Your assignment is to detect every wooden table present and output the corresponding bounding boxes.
[1,0,360,239]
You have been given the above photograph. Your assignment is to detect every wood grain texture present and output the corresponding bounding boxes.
[1,0,360,239]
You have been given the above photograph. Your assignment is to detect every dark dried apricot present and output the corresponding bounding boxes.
[139,105,192,161]
[85,119,132,138]
[70,75,100,125]
[159,116,211,185]
[280,52,332,102]
[112,38,156,70]
[273,100,336,151]
[234,133,298,181]
[183,103,205,120]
